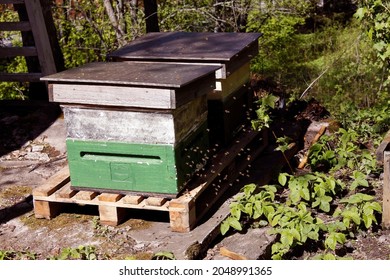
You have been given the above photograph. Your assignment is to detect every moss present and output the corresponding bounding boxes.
[0,185,32,199]
[20,213,93,231]
[0,185,32,207]
[119,218,152,231]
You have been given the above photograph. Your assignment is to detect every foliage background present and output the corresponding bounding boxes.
[1,0,388,110]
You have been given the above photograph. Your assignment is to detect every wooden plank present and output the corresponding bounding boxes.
[0,0,24,3]
[44,61,218,108]
[98,193,123,202]
[376,130,390,164]
[55,182,77,199]
[146,197,167,207]
[32,166,70,197]
[383,151,390,229]
[61,96,207,144]
[98,205,126,226]
[42,61,219,89]
[0,72,42,82]
[0,21,31,31]
[50,83,174,109]
[122,195,144,205]
[11,2,48,99]
[73,190,98,201]
[0,46,37,57]
[24,0,57,76]
[209,62,250,100]
[33,200,62,219]
[220,247,248,260]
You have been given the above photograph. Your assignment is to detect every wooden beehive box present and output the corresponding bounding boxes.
[108,32,262,146]
[42,61,220,196]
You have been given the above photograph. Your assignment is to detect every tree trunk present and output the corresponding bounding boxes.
[129,0,139,28]
[103,0,126,44]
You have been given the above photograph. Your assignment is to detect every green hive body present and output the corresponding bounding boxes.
[66,122,209,196]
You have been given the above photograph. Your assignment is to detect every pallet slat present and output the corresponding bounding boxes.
[98,193,123,202]
[73,190,98,201]
[55,182,77,199]
[32,166,70,197]
[122,195,144,205]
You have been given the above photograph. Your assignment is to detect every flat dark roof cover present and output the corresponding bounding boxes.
[109,32,262,62]
[41,61,220,88]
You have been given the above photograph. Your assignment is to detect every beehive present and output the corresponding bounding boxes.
[42,61,219,196]
[108,32,262,146]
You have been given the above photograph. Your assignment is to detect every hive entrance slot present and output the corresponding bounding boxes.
[80,152,162,164]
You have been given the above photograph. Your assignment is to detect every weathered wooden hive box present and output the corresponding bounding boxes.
[108,32,262,146]
[42,61,220,196]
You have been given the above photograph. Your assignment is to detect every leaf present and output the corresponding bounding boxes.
[363,215,373,229]
[271,213,282,227]
[230,206,242,220]
[325,235,337,250]
[245,202,253,217]
[229,218,243,232]
[369,201,382,213]
[307,231,319,241]
[323,253,337,260]
[278,173,288,186]
[220,221,230,235]
[354,7,367,20]
[320,200,331,213]
[262,94,279,109]
[280,231,294,247]
[335,232,346,244]
[290,189,301,204]
[350,171,369,190]
[342,209,361,226]
[300,188,310,201]
[291,228,301,241]
[243,183,257,196]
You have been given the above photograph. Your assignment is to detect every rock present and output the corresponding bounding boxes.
[31,145,44,153]
[24,152,50,162]
[134,243,146,251]
[378,235,390,243]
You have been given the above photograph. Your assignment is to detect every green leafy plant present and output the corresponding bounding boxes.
[0,250,37,260]
[268,203,321,260]
[251,94,279,131]
[49,245,97,260]
[334,193,382,230]
[152,251,176,260]
[220,184,278,235]
[278,172,344,212]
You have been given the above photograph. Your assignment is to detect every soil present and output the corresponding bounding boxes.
[0,99,389,260]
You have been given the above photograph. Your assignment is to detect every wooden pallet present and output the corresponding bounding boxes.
[32,127,268,232]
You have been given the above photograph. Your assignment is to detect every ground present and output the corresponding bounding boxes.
[0,99,389,260]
